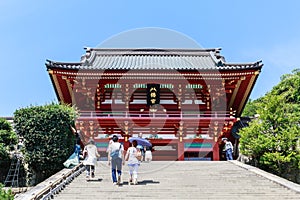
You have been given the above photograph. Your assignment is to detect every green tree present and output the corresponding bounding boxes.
[241,98,263,117]
[271,68,300,103]
[0,118,17,184]
[240,69,300,183]
[0,118,17,146]
[0,118,13,131]
[0,184,14,200]
[13,103,78,185]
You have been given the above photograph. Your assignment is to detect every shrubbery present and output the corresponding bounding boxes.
[240,69,300,183]
[0,118,17,184]
[0,184,14,200]
[13,103,78,185]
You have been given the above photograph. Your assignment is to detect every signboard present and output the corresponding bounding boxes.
[147,84,160,106]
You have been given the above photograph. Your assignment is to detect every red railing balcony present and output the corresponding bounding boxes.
[78,111,233,119]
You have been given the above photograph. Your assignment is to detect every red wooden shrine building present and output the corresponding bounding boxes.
[46,48,263,161]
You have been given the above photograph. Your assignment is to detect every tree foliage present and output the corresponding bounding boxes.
[0,184,14,200]
[13,103,78,185]
[240,69,300,183]
[0,118,13,131]
[0,118,17,184]
[241,98,264,117]
[0,118,17,146]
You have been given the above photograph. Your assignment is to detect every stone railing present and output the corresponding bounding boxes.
[14,163,84,200]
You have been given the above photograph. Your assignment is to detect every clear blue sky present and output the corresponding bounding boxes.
[1,0,299,117]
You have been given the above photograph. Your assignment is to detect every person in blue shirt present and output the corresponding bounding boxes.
[222,138,233,160]
[70,125,82,162]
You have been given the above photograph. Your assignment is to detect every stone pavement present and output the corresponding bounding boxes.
[53,161,300,200]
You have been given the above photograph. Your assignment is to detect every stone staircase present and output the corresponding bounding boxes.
[51,161,300,200]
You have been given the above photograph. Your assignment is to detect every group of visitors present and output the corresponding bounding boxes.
[67,126,233,185]
[81,134,148,185]
[137,132,152,162]
[106,135,142,185]
[106,134,149,185]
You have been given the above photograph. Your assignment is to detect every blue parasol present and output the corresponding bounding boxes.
[128,137,152,147]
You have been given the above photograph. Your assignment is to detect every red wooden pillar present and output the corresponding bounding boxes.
[123,140,130,153]
[177,141,184,161]
[177,121,185,161]
[212,142,220,161]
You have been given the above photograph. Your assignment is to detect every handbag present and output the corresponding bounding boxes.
[135,150,142,161]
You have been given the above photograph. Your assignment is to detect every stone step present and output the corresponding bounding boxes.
[51,161,300,199]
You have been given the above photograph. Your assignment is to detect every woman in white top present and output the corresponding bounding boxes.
[125,140,140,185]
[83,138,100,179]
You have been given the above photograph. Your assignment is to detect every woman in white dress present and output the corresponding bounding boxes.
[83,138,100,179]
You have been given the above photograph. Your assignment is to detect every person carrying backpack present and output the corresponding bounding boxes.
[107,135,124,185]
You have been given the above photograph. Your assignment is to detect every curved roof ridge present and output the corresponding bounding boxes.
[81,47,223,65]
[84,47,222,52]
[46,48,263,71]
[82,47,222,57]
[224,60,263,67]
[46,59,81,65]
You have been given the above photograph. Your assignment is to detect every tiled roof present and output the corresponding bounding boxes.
[46,48,263,70]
